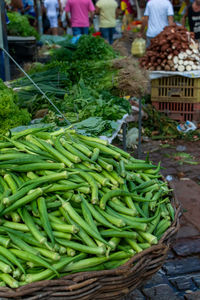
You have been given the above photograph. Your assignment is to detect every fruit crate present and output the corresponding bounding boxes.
[151,76,200,103]
[152,101,200,122]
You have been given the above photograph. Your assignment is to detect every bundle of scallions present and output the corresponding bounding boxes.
[10,69,68,113]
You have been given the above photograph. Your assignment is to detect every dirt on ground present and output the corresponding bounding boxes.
[139,140,200,183]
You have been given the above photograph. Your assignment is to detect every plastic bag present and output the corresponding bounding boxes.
[131,38,146,57]
[126,128,139,149]
[71,35,81,45]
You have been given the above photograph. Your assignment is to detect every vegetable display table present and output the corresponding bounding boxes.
[8,36,37,60]
[8,36,37,79]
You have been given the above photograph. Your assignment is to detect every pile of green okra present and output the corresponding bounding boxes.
[0,127,175,288]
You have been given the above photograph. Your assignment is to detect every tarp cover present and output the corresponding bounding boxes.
[150,70,200,80]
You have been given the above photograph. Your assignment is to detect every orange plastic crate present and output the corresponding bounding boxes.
[152,101,200,122]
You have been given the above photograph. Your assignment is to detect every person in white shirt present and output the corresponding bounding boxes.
[44,0,61,35]
[138,0,174,47]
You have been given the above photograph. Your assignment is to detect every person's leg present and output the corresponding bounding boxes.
[51,27,58,35]
[81,27,89,35]
[108,28,115,45]
[100,28,109,43]
[49,16,58,35]
[146,36,153,48]
[72,27,82,36]
[43,14,51,34]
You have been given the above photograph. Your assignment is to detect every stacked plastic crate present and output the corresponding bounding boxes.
[151,76,200,122]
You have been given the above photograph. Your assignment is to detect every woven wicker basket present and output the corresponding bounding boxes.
[0,189,181,300]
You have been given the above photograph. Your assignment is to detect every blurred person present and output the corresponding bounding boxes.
[182,0,200,40]
[185,0,195,4]
[61,0,67,8]
[44,0,61,35]
[95,0,118,44]
[23,0,35,17]
[65,0,95,36]
[41,1,51,33]
[121,0,134,30]
[22,0,36,25]
[60,0,68,31]
[10,0,23,12]
[138,0,174,47]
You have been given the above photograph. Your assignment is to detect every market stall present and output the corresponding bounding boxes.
[5,11,39,78]
[139,24,200,122]
[0,16,183,296]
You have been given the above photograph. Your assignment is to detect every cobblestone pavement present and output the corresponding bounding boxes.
[125,141,200,300]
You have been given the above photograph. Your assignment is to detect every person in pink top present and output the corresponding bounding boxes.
[65,0,95,36]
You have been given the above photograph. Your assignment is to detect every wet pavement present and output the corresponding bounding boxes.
[125,140,200,300]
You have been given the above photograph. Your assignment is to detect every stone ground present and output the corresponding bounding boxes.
[125,140,200,300]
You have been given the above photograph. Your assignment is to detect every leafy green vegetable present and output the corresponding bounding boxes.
[0,81,31,134]
[50,35,116,62]
[10,34,128,138]
[74,35,116,61]
[143,105,179,138]
[73,117,119,137]
[50,43,77,62]
[12,36,120,121]
[48,35,117,90]
[10,68,68,114]
[7,12,39,39]
[62,81,131,122]
[48,59,116,91]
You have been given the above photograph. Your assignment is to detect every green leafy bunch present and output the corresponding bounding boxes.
[7,12,39,39]
[74,117,119,137]
[142,104,178,138]
[74,35,116,61]
[0,81,31,134]
[48,59,116,91]
[62,81,131,122]
[50,35,116,63]
[68,59,116,89]
[50,41,77,62]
